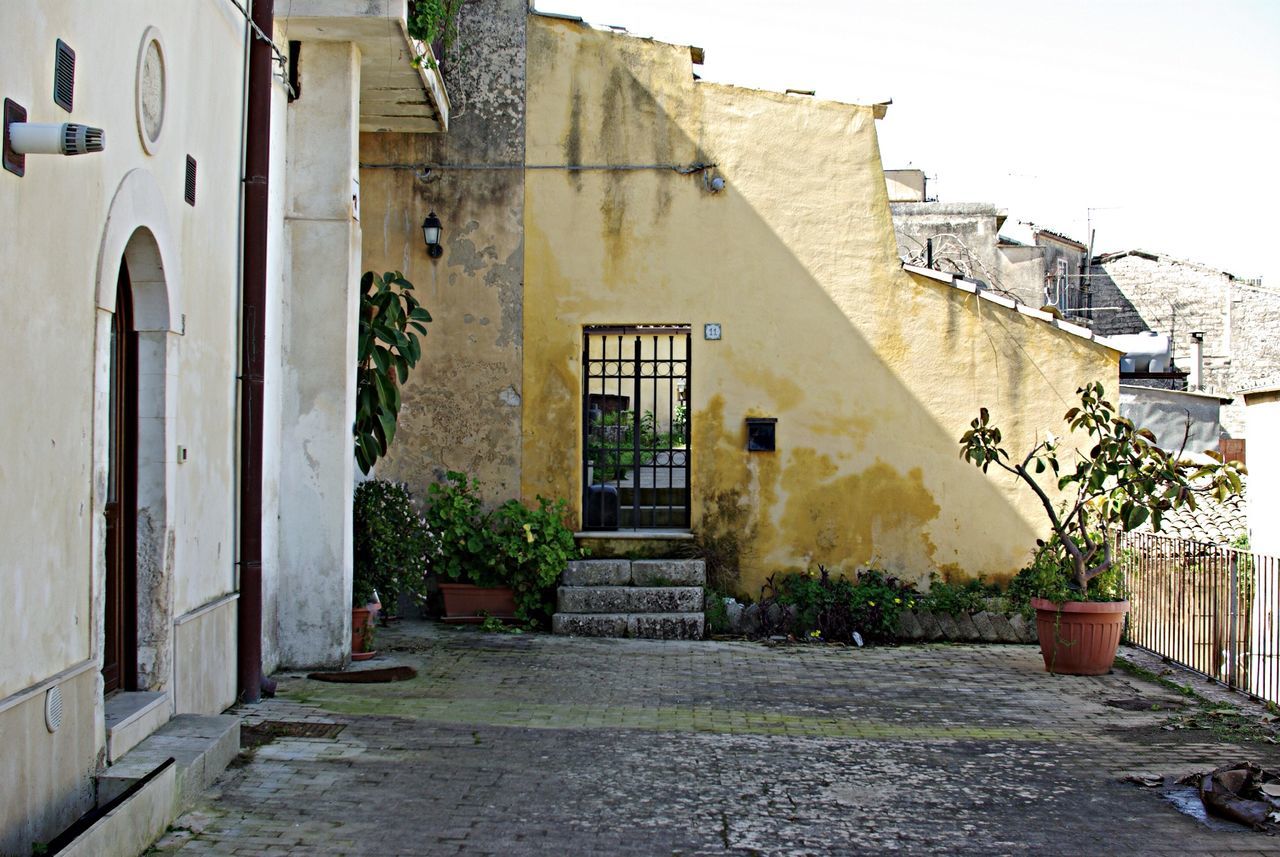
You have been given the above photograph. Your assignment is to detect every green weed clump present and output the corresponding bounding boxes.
[774,566,918,643]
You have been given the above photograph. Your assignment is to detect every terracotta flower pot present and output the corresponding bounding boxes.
[351,606,374,653]
[1031,597,1129,675]
[439,583,517,624]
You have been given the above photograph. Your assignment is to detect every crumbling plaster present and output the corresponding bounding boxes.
[360,0,528,505]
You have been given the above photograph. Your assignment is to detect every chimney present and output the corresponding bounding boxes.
[1189,332,1205,391]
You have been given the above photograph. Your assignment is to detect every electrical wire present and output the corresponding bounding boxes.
[224,0,298,98]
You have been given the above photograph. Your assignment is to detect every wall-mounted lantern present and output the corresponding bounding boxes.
[746,417,777,452]
[421,211,443,259]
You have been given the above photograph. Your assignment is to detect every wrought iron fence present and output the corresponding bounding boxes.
[1120,530,1280,704]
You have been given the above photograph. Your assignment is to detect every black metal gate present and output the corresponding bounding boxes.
[582,326,690,530]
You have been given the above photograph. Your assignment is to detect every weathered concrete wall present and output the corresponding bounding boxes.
[1245,389,1280,558]
[890,203,1050,308]
[891,203,1007,285]
[1087,252,1280,436]
[277,40,363,669]
[1118,385,1226,453]
[521,16,1119,596]
[359,0,527,505]
[0,3,246,847]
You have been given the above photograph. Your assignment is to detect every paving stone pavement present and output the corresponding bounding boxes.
[154,621,1280,856]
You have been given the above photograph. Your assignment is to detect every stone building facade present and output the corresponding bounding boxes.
[1086,251,1280,437]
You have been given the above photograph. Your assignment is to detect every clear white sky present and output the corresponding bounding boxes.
[535,0,1280,287]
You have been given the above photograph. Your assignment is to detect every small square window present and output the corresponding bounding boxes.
[746,417,777,452]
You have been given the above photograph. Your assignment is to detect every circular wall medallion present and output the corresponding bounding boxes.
[135,28,166,154]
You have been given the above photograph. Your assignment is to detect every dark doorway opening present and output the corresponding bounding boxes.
[103,262,138,693]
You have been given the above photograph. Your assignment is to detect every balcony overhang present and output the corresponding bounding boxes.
[284,0,450,133]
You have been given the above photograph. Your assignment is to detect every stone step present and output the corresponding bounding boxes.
[97,713,240,812]
[633,559,705,586]
[562,558,706,587]
[552,612,704,640]
[558,585,703,614]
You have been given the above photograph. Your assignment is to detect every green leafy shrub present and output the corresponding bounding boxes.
[920,574,1000,616]
[353,480,432,610]
[776,567,918,643]
[490,496,581,626]
[423,472,505,588]
[423,471,581,627]
[406,0,466,69]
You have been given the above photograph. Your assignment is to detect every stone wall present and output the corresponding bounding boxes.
[1086,252,1280,437]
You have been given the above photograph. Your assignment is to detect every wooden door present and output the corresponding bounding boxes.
[103,263,138,693]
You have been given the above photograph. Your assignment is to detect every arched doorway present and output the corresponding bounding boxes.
[103,262,139,693]
[94,211,176,696]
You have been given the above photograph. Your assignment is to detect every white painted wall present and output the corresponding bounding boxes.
[0,1,251,850]
[1245,389,1280,558]
[276,39,363,669]
[1118,384,1226,455]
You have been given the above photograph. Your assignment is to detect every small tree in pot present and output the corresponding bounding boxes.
[960,381,1244,673]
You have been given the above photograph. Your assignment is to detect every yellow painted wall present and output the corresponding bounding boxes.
[521,17,1119,595]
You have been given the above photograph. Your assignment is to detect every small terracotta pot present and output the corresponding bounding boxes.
[1031,597,1129,675]
[439,583,517,624]
[351,606,374,653]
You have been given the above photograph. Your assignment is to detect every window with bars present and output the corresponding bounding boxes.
[582,326,691,531]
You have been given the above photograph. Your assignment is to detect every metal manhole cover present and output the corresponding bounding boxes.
[241,720,345,748]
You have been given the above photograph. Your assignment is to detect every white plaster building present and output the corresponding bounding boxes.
[0,2,448,851]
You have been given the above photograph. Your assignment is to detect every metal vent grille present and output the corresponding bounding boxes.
[45,686,64,733]
[54,40,75,112]
[62,124,104,154]
[184,156,196,206]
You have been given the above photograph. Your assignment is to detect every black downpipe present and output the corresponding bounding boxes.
[237,0,274,704]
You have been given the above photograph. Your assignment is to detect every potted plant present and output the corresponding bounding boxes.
[960,382,1243,675]
[424,472,514,622]
[353,480,432,655]
[424,471,581,626]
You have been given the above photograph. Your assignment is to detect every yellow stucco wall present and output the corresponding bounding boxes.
[521,17,1119,595]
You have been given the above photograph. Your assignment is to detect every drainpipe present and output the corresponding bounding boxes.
[237,0,274,705]
[1189,331,1205,392]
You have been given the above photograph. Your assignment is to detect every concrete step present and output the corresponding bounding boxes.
[104,691,169,762]
[558,585,703,614]
[552,612,704,640]
[98,713,240,812]
[562,558,706,587]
